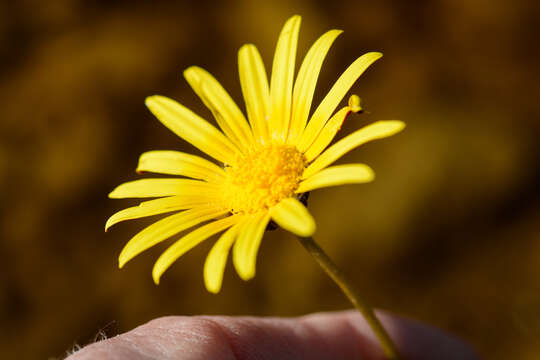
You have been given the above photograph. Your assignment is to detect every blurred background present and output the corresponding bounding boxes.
[1,0,539,359]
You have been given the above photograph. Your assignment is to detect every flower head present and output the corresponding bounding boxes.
[107,15,405,293]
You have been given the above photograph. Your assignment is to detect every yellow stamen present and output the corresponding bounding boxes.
[348,94,362,112]
[222,144,306,213]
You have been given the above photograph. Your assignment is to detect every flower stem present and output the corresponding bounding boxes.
[297,236,400,360]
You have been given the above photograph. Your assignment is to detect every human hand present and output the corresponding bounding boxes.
[66,310,479,360]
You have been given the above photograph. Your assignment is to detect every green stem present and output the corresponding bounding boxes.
[297,236,400,360]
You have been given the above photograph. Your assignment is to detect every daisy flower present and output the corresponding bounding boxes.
[107,15,404,294]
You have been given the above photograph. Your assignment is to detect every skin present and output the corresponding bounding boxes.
[66,310,479,360]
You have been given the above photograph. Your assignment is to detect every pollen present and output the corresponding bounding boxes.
[222,144,307,214]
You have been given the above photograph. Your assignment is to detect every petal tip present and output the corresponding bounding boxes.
[239,43,255,54]
[241,43,255,49]
[183,66,202,81]
[145,95,169,111]
[289,14,302,22]
[152,269,162,285]
[389,120,406,133]
[238,270,255,281]
[104,216,114,231]
[233,254,254,281]
[233,256,255,281]
[184,65,198,73]
[144,95,157,107]
[118,256,127,269]
[204,279,221,294]
[372,120,406,137]
[365,167,376,182]
[105,209,124,231]
[108,188,120,199]
[204,263,223,294]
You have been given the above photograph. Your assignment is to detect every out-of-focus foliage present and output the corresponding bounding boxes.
[1,1,539,359]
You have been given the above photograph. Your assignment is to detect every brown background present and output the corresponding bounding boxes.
[1,1,539,359]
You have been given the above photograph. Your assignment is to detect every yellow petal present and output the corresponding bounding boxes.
[119,206,228,268]
[238,44,270,144]
[203,221,244,293]
[296,164,374,193]
[106,195,215,231]
[303,120,405,179]
[303,96,362,161]
[298,52,383,152]
[268,15,301,141]
[184,67,254,151]
[108,178,217,199]
[137,150,225,182]
[270,198,316,237]
[288,29,342,145]
[145,95,239,164]
[152,215,240,284]
[232,212,270,281]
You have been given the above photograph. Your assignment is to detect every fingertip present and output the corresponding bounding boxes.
[65,311,479,360]
[378,311,480,360]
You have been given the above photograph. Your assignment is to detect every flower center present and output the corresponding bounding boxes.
[222,143,306,214]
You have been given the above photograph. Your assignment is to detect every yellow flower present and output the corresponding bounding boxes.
[107,15,405,293]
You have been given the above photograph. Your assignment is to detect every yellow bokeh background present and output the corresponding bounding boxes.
[1,1,539,359]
